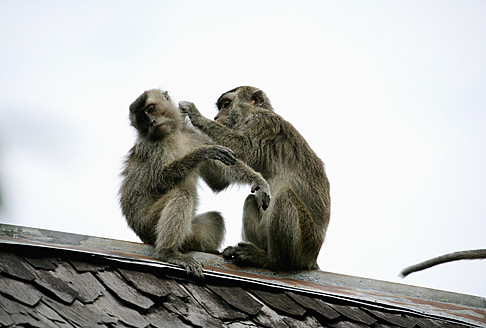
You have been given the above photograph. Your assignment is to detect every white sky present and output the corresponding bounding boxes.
[1,1,485,297]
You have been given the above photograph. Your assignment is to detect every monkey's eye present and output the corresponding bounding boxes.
[220,99,231,109]
[146,104,156,114]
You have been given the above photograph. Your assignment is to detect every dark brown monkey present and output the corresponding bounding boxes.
[179,86,330,271]
[401,249,486,277]
[119,89,270,278]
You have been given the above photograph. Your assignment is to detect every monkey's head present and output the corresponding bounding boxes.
[129,89,182,141]
[215,86,273,128]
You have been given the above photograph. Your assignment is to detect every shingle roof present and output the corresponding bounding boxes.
[0,223,484,327]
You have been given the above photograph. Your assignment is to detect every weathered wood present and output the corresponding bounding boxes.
[329,304,377,325]
[364,308,417,328]
[24,256,58,270]
[54,262,104,303]
[0,307,14,326]
[414,317,456,328]
[118,268,172,298]
[0,274,43,306]
[34,301,71,326]
[96,270,154,310]
[283,314,322,328]
[0,252,36,281]
[329,320,368,328]
[95,292,150,328]
[163,294,224,328]
[223,321,260,328]
[32,269,78,304]
[252,304,288,328]
[69,259,109,272]
[0,293,30,314]
[287,291,340,320]
[207,284,263,315]
[10,312,51,328]
[146,305,191,328]
[43,297,115,327]
[252,289,306,316]
[183,282,247,320]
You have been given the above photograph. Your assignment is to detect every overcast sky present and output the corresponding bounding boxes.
[1,1,485,297]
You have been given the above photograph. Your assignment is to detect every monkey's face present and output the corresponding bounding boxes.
[215,87,273,129]
[143,103,176,140]
[214,93,235,125]
[130,90,180,141]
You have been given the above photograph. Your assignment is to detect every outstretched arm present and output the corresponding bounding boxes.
[150,145,236,195]
[179,101,253,154]
[200,159,271,211]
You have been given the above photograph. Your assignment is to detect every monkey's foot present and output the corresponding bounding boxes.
[161,252,204,279]
[222,242,269,269]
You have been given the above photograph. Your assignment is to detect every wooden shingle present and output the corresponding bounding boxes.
[287,291,340,320]
[0,274,43,306]
[95,292,149,328]
[207,284,263,315]
[118,268,172,298]
[0,252,36,281]
[96,270,154,310]
[252,289,306,316]
[183,282,247,320]
[330,304,378,325]
[32,269,79,304]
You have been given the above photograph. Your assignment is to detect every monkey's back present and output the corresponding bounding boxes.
[248,111,330,228]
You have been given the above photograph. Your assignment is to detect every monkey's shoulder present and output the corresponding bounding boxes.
[244,111,282,136]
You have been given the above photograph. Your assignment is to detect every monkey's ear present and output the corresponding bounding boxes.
[251,89,272,110]
[251,90,265,106]
[163,91,170,100]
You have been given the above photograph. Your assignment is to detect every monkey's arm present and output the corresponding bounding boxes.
[149,145,236,194]
[179,101,253,153]
[200,159,271,210]
[400,249,486,277]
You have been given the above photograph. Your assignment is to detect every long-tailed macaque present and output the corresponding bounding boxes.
[401,249,486,277]
[119,89,270,278]
[179,86,330,271]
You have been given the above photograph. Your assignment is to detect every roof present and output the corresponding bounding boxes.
[0,223,485,328]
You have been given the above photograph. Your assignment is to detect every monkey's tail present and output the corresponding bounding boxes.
[400,249,486,278]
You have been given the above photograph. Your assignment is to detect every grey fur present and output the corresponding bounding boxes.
[119,89,270,278]
[179,86,330,271]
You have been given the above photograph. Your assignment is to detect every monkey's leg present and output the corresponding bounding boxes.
[222,194,269,269]
[242,194,266,248]
[154,189,204,278]
[268,187,321,271]
[182,211,225,253]
[225,187,320,271]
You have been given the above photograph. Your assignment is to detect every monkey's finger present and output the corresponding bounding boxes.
[222,246,236,259]
[261,193,271,211]
[215,150,237,165]
[217,156,236,166]
[178,101,190,110]
[178,101,198,116]
[183,260,204,279]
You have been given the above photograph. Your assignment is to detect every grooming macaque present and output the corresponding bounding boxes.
[179,86,330,271]
[119,89,270,278]
[400,249,486,277]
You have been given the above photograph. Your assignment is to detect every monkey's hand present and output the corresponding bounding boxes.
[222,243,268,268]
[251,181,271,211]
[204,145,237,166]
[179,101,203,125]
